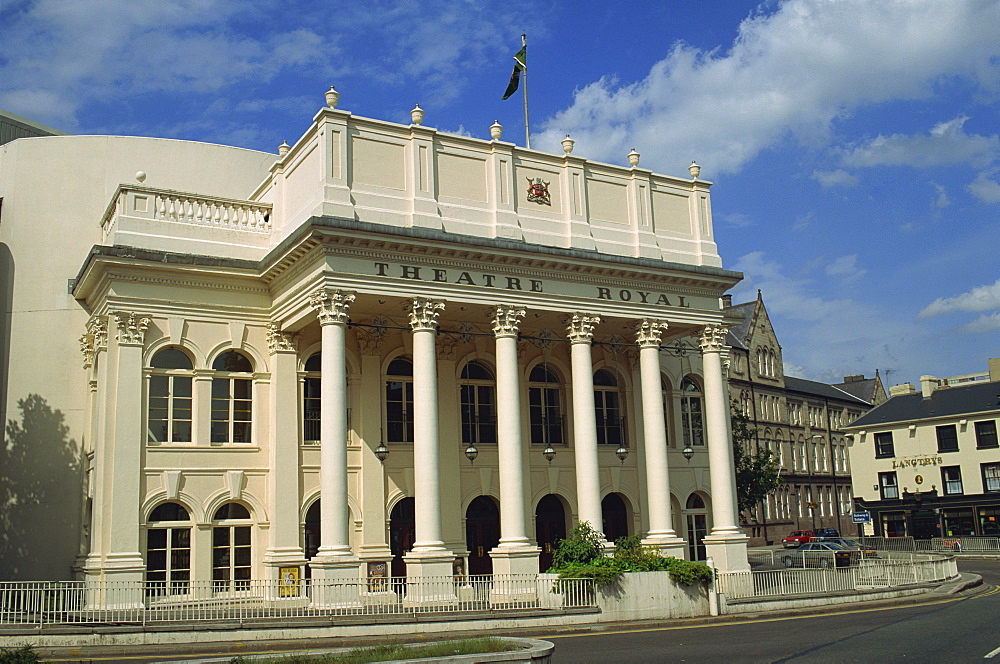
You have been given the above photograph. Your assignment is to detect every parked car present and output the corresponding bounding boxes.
[815,527,840,539]
[783,541,858,568]
[782,530,815,548]
[817,537,878,558]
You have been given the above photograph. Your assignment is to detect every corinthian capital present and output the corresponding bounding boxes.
[266,323,296,354]
[409,299,444,331]
[635,318,668,348]
[311,289,355,325]
[698,324,728,353]
[80,316,109,368]
[492,304,526,338]
[566,313,600,343]
[112,312,150,346]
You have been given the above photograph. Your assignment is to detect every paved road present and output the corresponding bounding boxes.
[546,559,1000,663]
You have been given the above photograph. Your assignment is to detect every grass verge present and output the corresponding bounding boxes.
[231,636,518,663]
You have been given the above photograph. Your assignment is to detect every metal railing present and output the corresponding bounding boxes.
[0,575,595,627]
[856,536,1000,553]
[720,553,957,600]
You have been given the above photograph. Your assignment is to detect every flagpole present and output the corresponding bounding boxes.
[521,33,530,149]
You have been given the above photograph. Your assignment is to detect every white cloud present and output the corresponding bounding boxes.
[961,313,1000,333]
[533,0,1000,176]
[825,254,866,281]
[729,251,911,382]
[840,116,1000,169]
[919,278,1000,318]
[812,169,858,188]
[967,168,1000,204]
[0,0,530,133]
[718,211,753,228]
[930,182,950,208]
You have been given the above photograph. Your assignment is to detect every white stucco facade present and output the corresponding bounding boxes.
[0,92,748,585]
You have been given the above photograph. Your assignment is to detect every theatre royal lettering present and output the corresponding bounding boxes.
[373,262,690,307]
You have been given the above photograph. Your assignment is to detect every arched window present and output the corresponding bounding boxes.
[302,352,321,443]
[460,361,497,445]
[528,364,563,445]
[740,390,752,417]
[212,502,252,591]
[146,502,191,594]
[594,369,624,446]
[148,348,193,443]
[385,357,414,443]
[680,377,704,447]
[211,350,253,443]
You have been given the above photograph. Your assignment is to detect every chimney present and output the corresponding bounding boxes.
[889,383,916,397]
[990,358,1000,383]
[843,374,864,383]
[722,294,733,308]
[920,375,939,398]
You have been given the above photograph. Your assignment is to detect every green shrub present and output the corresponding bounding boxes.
[547,530,714,587]
[0,646,40,664]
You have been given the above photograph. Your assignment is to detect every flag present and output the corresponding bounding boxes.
[502,45,526,100]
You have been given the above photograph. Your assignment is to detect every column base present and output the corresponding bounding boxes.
[83,555,146,610]
[488,546,541,605]
[703,533,750,573]
[402,549,458,606]
[642,536,687,560]
[262,549,308,602]
[309,557,363,609]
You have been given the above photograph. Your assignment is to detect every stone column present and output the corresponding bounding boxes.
[308,289,361,597]
[490,305,539,580]
[263,323,307,588]
[636,319,686,558]
[567,313,604,538]
[699,324,749,572]
[403,299,455,584]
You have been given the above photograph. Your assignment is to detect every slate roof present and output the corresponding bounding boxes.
[725,300,756,350]
[783,376,870,405]
[847,380,1000,428]
[831,376,878,403]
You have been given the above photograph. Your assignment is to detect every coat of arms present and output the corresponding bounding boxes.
[526,177,551,205]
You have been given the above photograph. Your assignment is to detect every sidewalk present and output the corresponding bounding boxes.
[24,573,984,664]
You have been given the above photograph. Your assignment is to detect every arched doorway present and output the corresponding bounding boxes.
[303,500,320,579]
[389,498,415,579]
[466,496,501,575]
[685,493,708,561]
[602,493,630,544]
[535,494,566,572]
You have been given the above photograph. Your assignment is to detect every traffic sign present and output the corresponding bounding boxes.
[852,511,872,524]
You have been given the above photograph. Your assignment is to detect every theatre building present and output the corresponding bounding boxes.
[0,89,750,588]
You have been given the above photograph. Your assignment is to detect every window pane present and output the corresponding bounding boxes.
[151,348,193,370]
[147,529,167,549]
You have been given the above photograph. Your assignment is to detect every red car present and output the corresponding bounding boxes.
[782,530,815,548]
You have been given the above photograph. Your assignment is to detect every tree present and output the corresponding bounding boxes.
[731,400,782,517]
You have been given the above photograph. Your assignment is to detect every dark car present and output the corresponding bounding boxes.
[818,537,878,558]
[814,527,840,539]
[783,541,858,568]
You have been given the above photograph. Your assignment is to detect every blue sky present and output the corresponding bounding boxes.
[2,0,998,387]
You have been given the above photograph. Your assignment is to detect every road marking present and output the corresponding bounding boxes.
[986,645,1000,659]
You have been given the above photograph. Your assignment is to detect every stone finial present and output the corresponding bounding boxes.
[627,148,640,168]
[411,104,425,125]
[135,171,147,183]
[490,121,503,141]
[689,161,701,179]
[278,141,290,156]
[325,86,340,108]
[561,134,575,154]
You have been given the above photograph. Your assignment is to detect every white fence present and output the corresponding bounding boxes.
[0,575,596,627]
[719,554,958,600]
[857,536,1000,553]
